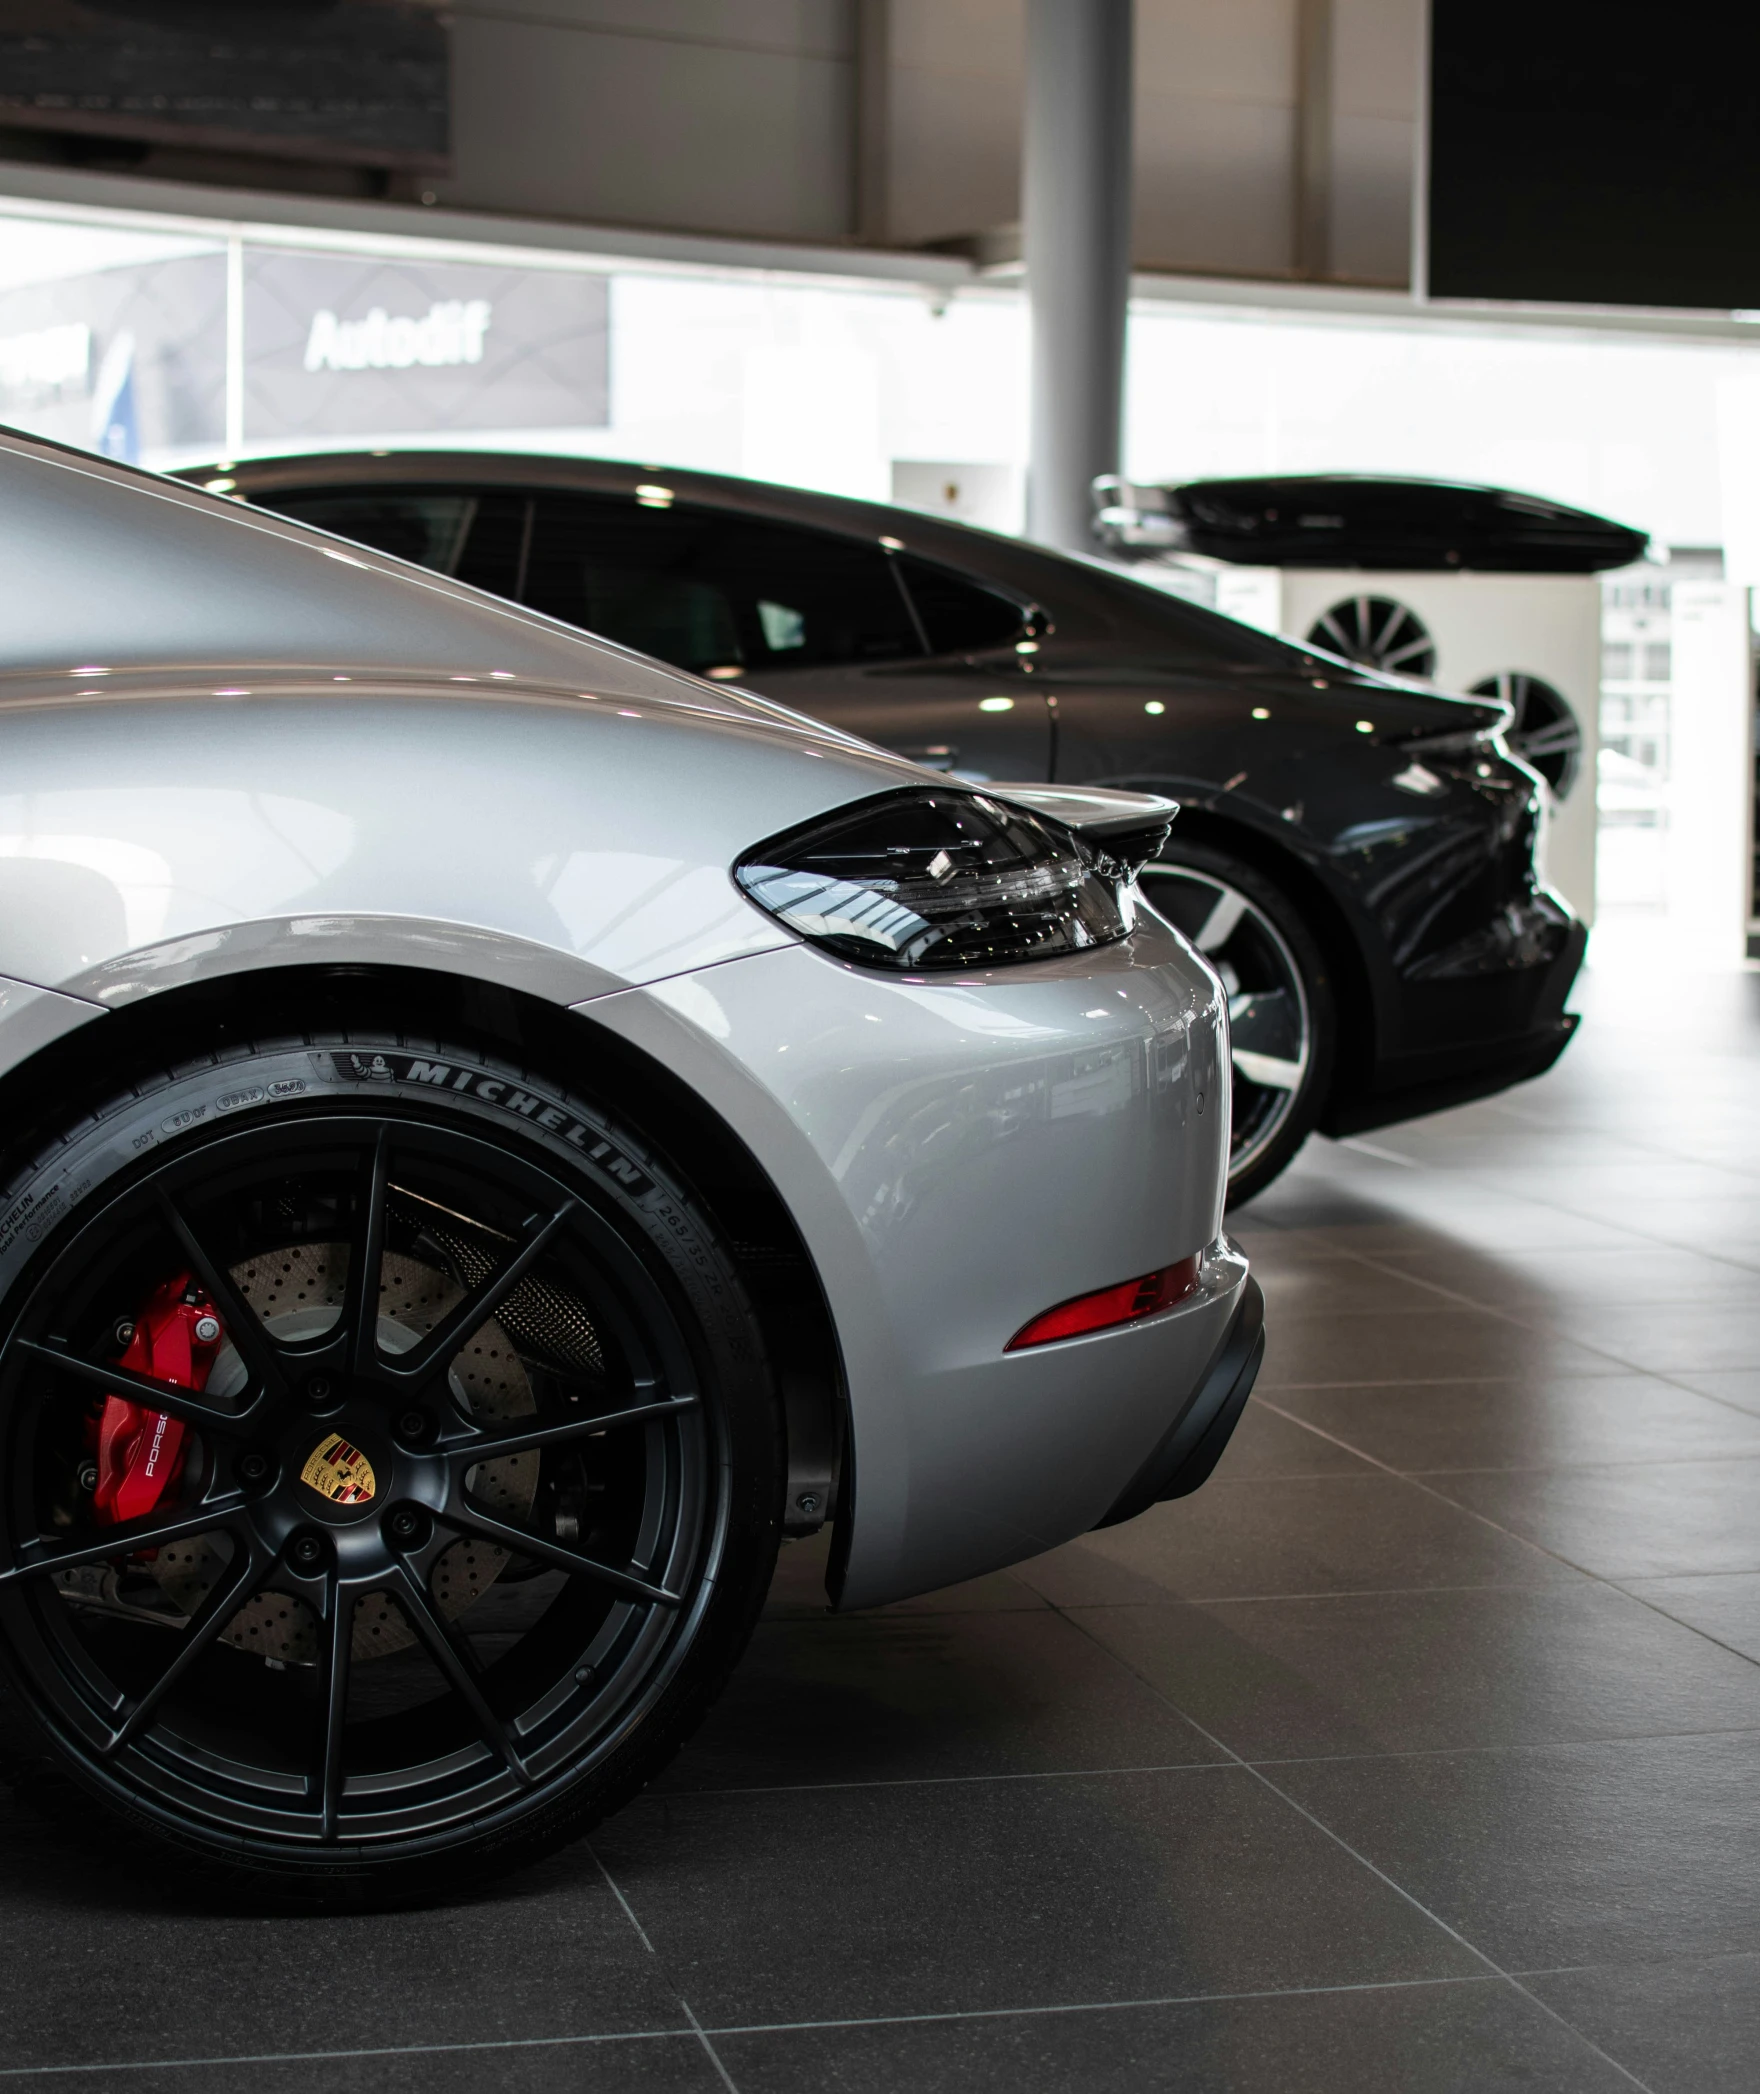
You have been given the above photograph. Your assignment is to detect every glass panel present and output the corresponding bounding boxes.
[253,486,531,597]
[757,599,806,652]
[450,494,530,598]
[897,555,1026,654]
[1085,564,1330,670]
[255,488,477,570]
[521,496,922,675]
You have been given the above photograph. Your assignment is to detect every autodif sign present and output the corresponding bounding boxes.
[245,249,608,439]
[304,299,492,373]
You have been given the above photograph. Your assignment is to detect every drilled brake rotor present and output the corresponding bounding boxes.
[147,1245,538,1665]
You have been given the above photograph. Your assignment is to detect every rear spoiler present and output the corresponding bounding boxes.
[1091,471,1647,574]
[988,783,1177,874]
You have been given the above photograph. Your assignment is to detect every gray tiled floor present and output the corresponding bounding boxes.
[4,962,1758,2090]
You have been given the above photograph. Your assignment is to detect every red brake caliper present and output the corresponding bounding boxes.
[90,1274,225,1528]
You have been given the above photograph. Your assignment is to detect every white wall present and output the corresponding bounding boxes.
[602,275,1027,498]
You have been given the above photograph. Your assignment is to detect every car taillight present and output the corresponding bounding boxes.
[1005,1255,1201,1352]
[734,787,1132,973]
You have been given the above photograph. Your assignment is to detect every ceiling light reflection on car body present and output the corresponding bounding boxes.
[735,789,1133,973]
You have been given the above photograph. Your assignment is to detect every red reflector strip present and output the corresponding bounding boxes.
[1005,1254,1202,1352]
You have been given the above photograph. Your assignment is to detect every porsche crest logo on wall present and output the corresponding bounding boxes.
[300,1434,377,1505]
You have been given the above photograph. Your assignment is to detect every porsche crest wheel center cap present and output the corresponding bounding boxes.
[300,1432,378,1507]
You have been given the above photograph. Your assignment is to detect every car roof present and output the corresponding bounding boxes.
[199,448,1065,594]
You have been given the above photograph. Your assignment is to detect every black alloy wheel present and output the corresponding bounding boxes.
[1305,596,1437,680]
[1468,671,1582,798]
[0,1035,780,1908]
[1141,849,1336,1206]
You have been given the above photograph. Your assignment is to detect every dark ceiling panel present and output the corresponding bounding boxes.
[1429,0,1760,310]
[0,0,449,171]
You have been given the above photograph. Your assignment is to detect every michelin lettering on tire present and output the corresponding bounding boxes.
[0,1038,735,1352]
[326,1052,656,1196]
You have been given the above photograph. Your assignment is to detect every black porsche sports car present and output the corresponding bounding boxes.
[195,452,1588,1203]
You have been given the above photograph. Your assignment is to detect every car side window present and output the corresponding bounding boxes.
[520,494,922,676]
[896,555,1027,653]
[252,487,532,598]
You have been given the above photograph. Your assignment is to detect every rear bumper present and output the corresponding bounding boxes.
[1326,1010,1578,1137]
[1098,1275,1264,1527]
[585,910,1244,1610]
[1324,913,1586,1139]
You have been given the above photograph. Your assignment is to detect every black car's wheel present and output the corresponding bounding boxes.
[0,1032,781,1909]
[1141,848,1336,1207]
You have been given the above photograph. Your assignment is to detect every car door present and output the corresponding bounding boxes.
[517,492,1051,783]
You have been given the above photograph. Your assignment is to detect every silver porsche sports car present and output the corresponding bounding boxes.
[0,430,1259,1907]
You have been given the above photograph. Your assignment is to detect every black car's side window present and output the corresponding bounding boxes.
[520,495,922,676]
[252,485,1025,681]
[254,487,532,598]
[895,555,1027,654]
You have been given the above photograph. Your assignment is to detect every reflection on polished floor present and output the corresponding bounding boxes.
[4,963,1759,2091]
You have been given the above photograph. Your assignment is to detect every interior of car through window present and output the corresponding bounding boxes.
[518,494,923,675]
[253,485,532,599]
[253,488,479,571]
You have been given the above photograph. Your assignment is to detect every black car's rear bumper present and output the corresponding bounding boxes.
[1322,914,1587,1138]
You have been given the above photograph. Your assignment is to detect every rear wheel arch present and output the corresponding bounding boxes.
[0,964,848,1554]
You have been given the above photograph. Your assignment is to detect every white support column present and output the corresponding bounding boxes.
[1023,0,1134,553]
